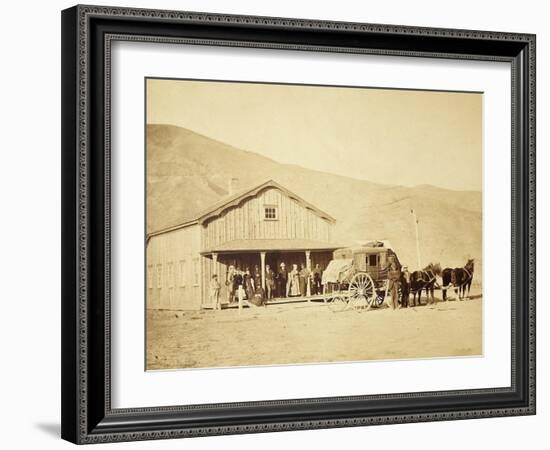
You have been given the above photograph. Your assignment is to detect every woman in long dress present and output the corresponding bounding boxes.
[288,264,300,297]
[244,268,254,300]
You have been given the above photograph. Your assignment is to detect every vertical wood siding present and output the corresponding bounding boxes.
[148,187,335,310]
[146,224,202,310]
[203,187,332,249]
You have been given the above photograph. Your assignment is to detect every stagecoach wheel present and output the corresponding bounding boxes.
[348,272,375,311]
[328,295,347,313]
[351,295,370,312]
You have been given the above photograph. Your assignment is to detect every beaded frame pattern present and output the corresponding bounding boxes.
[72,4,535,443]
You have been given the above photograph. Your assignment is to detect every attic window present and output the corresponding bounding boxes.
[264,206,278,220]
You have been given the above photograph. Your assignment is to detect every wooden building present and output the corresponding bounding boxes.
[146,180,339,310]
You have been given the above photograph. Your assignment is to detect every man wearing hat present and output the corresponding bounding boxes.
[385,254,401,310]
[400,265,410,308]
[226,265,236,304]
[209,274,221,310]
[265,264,275,300]
[277,262,288,298]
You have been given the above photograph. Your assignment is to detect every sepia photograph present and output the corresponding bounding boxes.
[145,78,482,370]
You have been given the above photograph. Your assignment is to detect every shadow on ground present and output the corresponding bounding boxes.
[35,422,60,438]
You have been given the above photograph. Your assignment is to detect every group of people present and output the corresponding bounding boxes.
[209,254,442,312]
[209,261,325,309]
[269,262,324,299]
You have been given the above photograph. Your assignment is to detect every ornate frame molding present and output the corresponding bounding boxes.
[61,4,536,444]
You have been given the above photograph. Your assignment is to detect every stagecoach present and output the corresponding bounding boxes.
[321,240,402,312]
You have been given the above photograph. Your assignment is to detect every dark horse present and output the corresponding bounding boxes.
[442,259,475,301]
[409,263,441,306]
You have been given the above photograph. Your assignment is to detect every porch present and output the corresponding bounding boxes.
[223,293,328,309]
[200,239,342,309]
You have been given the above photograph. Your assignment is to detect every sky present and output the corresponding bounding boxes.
[146,78,482,192]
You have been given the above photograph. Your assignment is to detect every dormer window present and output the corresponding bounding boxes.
[264,206,278,220]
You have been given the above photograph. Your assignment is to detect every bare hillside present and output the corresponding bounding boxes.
[147,124,482,270]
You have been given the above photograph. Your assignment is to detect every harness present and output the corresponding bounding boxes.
[410,268,437,293]
[443,265,473,290]
[458,266,473,287]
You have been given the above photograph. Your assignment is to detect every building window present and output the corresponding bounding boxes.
[192,258,199,286]
[264,205,278,220]
[167,262,174,288]
[156,264,163,289]
[147,265,154,289]
[179,260,186,287]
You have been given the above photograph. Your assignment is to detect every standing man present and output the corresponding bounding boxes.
[265,264,275,300]
[400,265,410,308]
[209,274,221,310]
[233,266,243,304]
[298,263,308,297]
[385,254,401,310]
[312,264,323,295]
[226,265,235,304]
[277,262,288,298]
[253,265,262,293]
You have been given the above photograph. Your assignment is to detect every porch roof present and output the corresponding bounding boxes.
[201,239,342,254]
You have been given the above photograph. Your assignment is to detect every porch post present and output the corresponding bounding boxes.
[305,250,311,298]
[212,252,218,274]
[260,252,266,291]
[212,252,218,309]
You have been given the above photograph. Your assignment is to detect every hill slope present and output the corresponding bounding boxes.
[147,124,482,269]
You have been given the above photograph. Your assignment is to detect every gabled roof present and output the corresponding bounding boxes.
[148,179,336,238]
[197,179,335,225]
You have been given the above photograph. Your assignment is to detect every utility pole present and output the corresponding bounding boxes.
[411,209,422,269]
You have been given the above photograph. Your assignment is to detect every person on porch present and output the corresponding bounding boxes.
[288,264,301,297]
[226,265,236,304]
[209,274,221,310]
[253,265,262,292]
[277,262,288,298]
[249,282,265,306]
[312,264,323,295]
[231,266,243,304]
[265,264,275,300]
[244,268,254,300]
[299,263,309,297]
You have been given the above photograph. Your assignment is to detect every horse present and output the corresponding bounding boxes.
[442,259,475,301]
[456,259,475,299]
[409,263,441,306]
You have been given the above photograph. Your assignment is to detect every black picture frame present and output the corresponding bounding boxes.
[61,4,536,444]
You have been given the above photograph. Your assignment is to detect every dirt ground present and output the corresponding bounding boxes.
[146,292,482,370]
